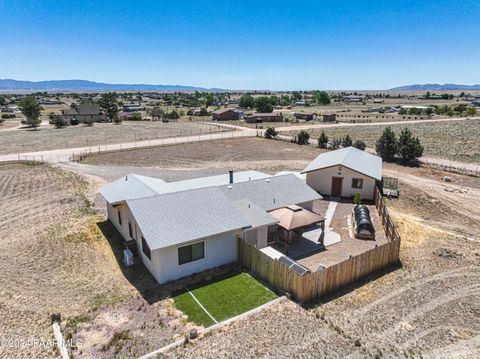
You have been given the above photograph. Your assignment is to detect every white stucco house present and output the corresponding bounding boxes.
[302,147,382,200]
[100,171,321,284]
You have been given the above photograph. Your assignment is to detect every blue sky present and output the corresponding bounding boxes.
[1,0,479,90]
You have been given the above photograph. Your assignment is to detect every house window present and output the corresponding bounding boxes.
[128,221,133,238]
[178,242,205,265]
[142,236,151,260]
[352,178,363,189]
[117,210,122,225]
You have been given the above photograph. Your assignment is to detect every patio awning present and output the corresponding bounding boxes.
[268,205,324,231]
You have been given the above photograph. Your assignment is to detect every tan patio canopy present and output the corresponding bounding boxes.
[269,205,324,231]
[269,205,325,255]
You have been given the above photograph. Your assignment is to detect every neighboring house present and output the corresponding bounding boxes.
[100,171,321,284]
[294,112,315,121]
[1,104,20,113]
[322,113,337,122]
[342,95,363,103]
[123,104,145,112]
[302,147,382,200]
[212,108,240,121]
[62,104,106,123]
[244,112,284,123]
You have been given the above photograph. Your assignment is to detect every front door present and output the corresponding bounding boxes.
[331,177,343,197]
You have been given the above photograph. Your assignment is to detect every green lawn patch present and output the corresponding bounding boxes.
[173,272,277,327]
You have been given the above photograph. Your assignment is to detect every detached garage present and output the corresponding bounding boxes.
[302,147,382,200]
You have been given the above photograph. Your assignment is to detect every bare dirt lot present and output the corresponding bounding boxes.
[281,119,480,165]
[0,163,191,358]
[0,121,228,155]
[164,165,480,359]
[3,136,480,358]
[80,137,324,173]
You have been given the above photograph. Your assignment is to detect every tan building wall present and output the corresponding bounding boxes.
[305,166,376,200]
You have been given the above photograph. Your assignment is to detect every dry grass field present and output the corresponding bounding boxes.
[80,137,324,172]
[0,121,228,155]
[164,165,480,359]
[282,119,480,164]
[0,163,191,358]
[2,136,480,357]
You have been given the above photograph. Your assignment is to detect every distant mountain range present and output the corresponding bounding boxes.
[390,83,480,91]
[0,79,223,92]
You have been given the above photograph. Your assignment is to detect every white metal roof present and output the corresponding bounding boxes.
[169,170,270,192]
[302,147,382,181]
[220,174,322,211]
[99,174,175,205]
[127,187,251,250]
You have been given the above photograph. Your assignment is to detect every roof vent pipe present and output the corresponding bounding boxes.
[229,170,234,184]
[125,176,128,181]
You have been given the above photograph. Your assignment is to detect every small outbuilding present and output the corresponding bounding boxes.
[294,112,315,121]
[302,147,382,200]
[244,112,284,123]
[212,108,240,121]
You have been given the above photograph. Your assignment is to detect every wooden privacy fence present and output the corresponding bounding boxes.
[238,190,401,302]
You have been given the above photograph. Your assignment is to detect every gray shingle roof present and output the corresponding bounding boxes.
[220,174,322,211]
[169,170,270,192]
[126,187,251,250]
[100,174,175,204]
[302,147,382,180]
[231,199,279,229]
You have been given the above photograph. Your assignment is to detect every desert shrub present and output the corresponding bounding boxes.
[264,127,278,139]
[318,131,328,148]
[341,135,352,147]
[83,117,94,127]
[1,113,16,119]
[353,139,366,151]
[353,192,362,205]
[296,130,310,145]
[113,116,122,124]
[53,115,66,129]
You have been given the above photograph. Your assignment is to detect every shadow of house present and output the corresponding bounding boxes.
[97,219,243,305]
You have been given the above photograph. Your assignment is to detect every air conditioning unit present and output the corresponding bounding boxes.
[123,248,134,267]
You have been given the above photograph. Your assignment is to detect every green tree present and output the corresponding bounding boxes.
[353,139,366,151]
[148,106,165,120]
[0,96,6,106]
[296,130,310,145]
[20,95,42,130]
[317,131,328,148]
[52,115,66,129]
[291,92,302,101]
[375,126,397,161]
[98,93,119,121]
[239,94,255,108]
[466,107,477,117]
[264,127,278,139]
[424,107,434,117]
[254,96,273,113]
[313,91,331,105]
[204,93,215,106]
[341,135,353,147]
[397,128,423,164]
[454,104,468,116]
